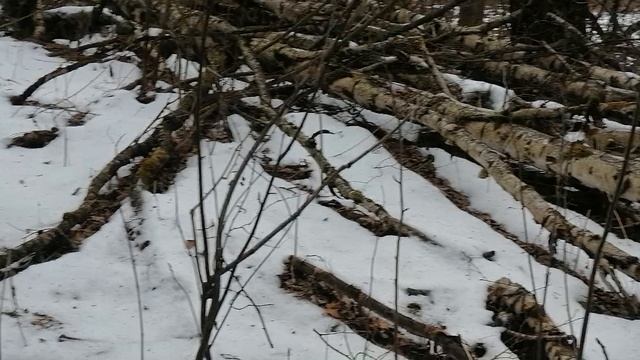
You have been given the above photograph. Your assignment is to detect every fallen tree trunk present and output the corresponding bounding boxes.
[0,86,229,277]
[462,121,640,202]
[487,277,577,360]
[247,36,640,279]
[476,101,640,156]
[282,255,475,360]
[321,73,640,281]
[329,70,640,202]
[0,139,155,276]
[467,61,635,103]
[239,101,439,245]
[534,54,640,92]
[583,127,640,155]
[432,13,639,93]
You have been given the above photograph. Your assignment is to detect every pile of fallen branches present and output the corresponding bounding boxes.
[2,0,640,358]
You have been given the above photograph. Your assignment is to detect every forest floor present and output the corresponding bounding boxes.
[1,5,640,360]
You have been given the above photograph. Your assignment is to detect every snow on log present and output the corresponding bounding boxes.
[463,121,640,202]
[323,74,640,281]
[239,102,439,245]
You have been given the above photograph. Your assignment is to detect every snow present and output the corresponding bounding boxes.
[166,55,201,80]
[427,148,640,355]
[532,98,636,132]
[1,29,639,360]
[43,6,95,15]
[316,92,424,142]
[52,32,116,49]
[0,39,175,249]
[444,73,516,111]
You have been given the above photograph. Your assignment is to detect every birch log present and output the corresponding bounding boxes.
[322,73,640,281]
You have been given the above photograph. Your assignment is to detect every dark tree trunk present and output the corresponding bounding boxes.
[510,0,589,44]
[459,0,485,26]
[2,0,38,38]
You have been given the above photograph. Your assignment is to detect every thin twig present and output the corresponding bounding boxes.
[596,338,610,360]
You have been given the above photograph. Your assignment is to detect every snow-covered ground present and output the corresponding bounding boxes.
[1,32,639,360]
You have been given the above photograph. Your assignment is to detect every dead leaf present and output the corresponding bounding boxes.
[31,313,62,329]
[324,301,342,319]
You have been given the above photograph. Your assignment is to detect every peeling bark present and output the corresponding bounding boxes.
[470,61,635,103]
[462,121,640,202]
[322,74,640,281]
[244,34,640,279]
[327,71,640,202]
[487,277,577,360]
[583,127,640,154]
